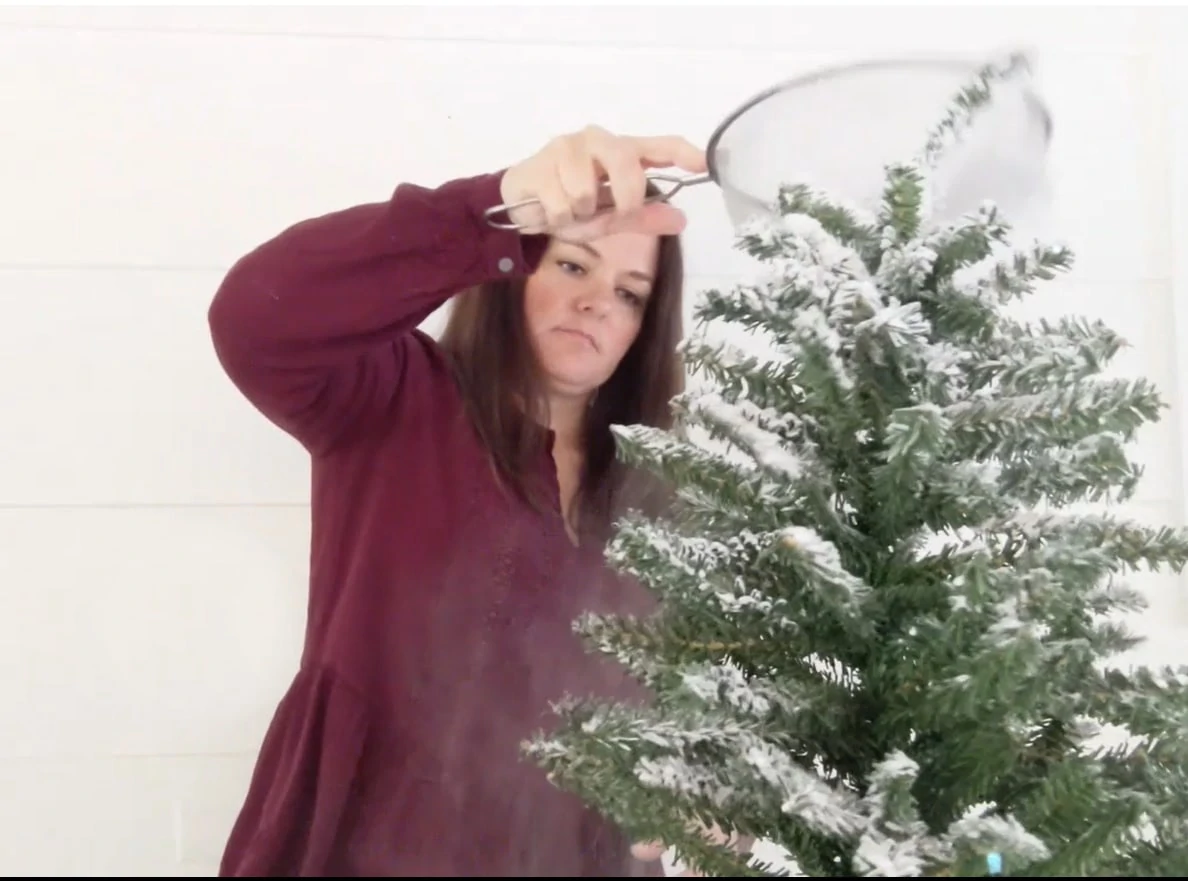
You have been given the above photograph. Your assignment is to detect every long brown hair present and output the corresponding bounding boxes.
[438,205,686,544]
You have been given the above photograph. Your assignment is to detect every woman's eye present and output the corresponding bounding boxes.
[559,260,585,275]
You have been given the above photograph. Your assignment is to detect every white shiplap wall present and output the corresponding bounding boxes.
[1,5,1184,876]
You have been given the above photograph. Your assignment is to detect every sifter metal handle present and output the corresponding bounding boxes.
[483,170,713,231]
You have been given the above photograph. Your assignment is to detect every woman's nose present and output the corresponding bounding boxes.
[575,281,614,314]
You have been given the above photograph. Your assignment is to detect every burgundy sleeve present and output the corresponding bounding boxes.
[207,170,549,455]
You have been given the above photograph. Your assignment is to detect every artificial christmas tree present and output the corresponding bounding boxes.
[526,57,1188,877]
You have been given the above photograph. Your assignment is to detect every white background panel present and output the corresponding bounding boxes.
[0,507,308,759]
[0,753,254,876]
[0,5,1160,55]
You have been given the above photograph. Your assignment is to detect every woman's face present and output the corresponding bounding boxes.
[522,232,659,400]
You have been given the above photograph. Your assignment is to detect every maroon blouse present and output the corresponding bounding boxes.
[208,171,660,876]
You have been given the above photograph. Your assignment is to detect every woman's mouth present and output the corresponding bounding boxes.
[556,327,598,351]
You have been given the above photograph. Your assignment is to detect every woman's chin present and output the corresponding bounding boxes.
[541,367,604,401]
[538,354,606,393]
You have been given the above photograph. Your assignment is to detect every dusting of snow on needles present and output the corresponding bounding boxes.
[690,393,804,479]
[780,525,870,606]
[681,661,772,717]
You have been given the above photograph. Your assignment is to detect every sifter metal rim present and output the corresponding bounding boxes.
[703,54,1054,195]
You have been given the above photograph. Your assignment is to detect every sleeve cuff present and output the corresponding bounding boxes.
[456,169,551,279]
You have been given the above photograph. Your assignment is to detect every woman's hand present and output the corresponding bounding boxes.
[631,822,754,876]
[499,125,706,240]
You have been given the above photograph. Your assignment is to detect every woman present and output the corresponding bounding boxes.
[207,125,707,876]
